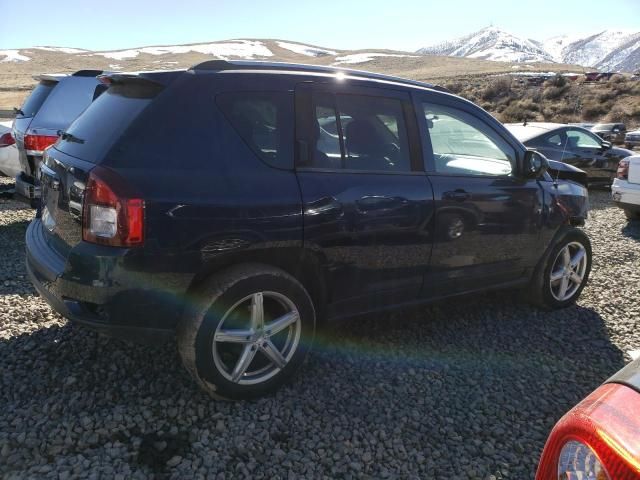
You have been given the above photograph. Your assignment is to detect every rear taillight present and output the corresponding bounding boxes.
[82,167,144,247]
[24,134,58,154]
[536,383,640,480]
[0,132,15,147]
[617,159,630,180]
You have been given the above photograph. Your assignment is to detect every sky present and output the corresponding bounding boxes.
[1,0,639,52]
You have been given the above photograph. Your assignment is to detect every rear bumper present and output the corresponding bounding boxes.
[612,179,640,210]
[26,219,193,343]
[14,172,40,205]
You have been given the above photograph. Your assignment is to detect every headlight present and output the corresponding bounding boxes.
[558,441,610,480]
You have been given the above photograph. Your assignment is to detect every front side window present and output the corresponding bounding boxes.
[423,103,515,176]
[307,92,411,173]
[217,92,293,169]
[565,129,601,149]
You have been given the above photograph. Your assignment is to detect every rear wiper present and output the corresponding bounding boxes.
[57,130,85,144]
[13,107,24,116]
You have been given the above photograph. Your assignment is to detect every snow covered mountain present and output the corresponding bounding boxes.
[418,27,640,71]
[417,26,554,63]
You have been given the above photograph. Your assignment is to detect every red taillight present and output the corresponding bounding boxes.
[536,383,640,480]
[24,134,58,154]
[82,167,144,247]
[617,159,630,180]
[0,132,15,147]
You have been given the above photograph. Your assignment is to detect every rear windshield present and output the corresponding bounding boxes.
[55,82,160,164]
[31,77,102,131]
[18,81,57,118]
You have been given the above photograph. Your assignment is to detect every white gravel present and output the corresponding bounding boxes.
[0,183,638,479]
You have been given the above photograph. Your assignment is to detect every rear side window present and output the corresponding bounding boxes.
[217,92,293,169]
[31,78,100,130]
[18,81,57,118]
[56,83,159,164]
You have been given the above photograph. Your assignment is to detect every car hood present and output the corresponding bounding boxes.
[547,159,585,173]
[610,146,634,158]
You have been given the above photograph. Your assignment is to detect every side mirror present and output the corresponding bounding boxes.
[601,140,612,150]
[523,150,549,179]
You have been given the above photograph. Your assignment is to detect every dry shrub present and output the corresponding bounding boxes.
[444,81,465,95]
[543,84,570,100]
[499,99,541,123]
[481,77,512,101]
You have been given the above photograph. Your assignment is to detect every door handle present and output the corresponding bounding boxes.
[443,190,470,202]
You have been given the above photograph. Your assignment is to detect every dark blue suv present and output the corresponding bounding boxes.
[26,61,592,399]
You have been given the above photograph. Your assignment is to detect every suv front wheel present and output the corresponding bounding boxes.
[178,264,316,400]
[528,228,592,309]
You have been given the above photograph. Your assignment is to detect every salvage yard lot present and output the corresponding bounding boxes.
[0,183,639,479]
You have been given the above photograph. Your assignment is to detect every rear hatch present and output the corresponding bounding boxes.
[13,77,61,177]
[40,76,165,257]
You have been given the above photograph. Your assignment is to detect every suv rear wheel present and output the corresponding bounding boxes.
[177,264,315,400]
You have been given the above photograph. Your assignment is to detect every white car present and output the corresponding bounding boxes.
[612,155,640,220]
[0,120,20,179]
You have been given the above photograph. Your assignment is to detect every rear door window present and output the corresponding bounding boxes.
[216,92,293,169]
[55,83,159,163]
[18,81,57,118]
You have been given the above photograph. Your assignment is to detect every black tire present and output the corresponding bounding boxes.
[177,264,316,400]
[624,209,640,220]
[527,228,592,310]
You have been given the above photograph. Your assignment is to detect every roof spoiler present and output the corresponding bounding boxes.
[97,71,178,88]
[32,73,68,82]
[72,69,104,77]
[190,60,445,91]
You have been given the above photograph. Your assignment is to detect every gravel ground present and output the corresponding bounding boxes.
[0,183,639,480]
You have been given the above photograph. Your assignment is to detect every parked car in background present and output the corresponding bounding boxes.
[536,357,640,479]
[12,70,108,206]
[506,122,634,187]
[612,155,640,220]
[0,121,20,179]
[569,122,595,130]
[625,129,640,150]
[591,122,627,144]
[26,61,592,400]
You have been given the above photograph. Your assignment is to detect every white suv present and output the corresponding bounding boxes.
[612,155,640,220]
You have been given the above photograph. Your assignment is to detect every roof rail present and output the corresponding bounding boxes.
[190,60,444,91]
[72,69,104,77]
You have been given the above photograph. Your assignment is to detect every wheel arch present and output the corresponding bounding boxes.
[186,247,330,323]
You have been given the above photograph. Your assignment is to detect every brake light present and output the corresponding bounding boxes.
[24,134,58,154]
[536,383,640,479]
[617,159,630,180]
[82,167,144,247]
[0,132,15,147]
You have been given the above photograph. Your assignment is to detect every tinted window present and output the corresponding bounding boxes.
[423,103,514,176]
[55,83,159,163]
[566,129,601,149]
[32,78,100,130]
[545,133,563,147]
[308,93,411,172]
[18,81,57,118]
[217,92,293,169]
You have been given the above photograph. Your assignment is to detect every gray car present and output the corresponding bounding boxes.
[12,70,107,206]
